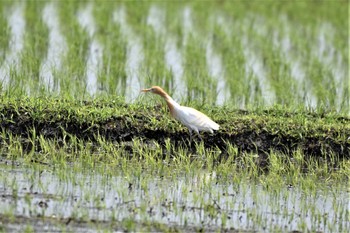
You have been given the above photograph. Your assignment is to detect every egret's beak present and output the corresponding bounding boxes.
[141,88,151,93]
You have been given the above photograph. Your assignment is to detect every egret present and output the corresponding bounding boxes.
[141,86,219,140]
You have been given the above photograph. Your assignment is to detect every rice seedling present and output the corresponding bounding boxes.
[0,3,10,65]
[1,130,348,231]
[0,1,347,111]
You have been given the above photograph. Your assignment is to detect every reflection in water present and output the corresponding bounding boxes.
[147,5,187,102]
[274,15,317,109]
[315,23,347,111]
[206,39,230,105]
[0,162,348,232]
[40,3,67,93]
[77,4,103,96]
[147,5,165,36]
[0,5,25,88]
[113,7,144,102]
[182,6,193,46]
[165,39,187,101]
[241,16,276,106]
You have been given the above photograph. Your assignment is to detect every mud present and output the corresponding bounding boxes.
[1,213,243,233]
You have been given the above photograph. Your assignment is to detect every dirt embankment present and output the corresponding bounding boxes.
[1,103,349,163]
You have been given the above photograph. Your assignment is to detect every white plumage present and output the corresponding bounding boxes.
[141,86,219,138]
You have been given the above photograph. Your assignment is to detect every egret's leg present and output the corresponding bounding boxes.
[195,130,202,141]
[188,129,193,144]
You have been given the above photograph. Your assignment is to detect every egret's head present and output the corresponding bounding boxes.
[141,86,165,95]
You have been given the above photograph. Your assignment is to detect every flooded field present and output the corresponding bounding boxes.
[1,159,348,232]
[0,1,348,111]
[0,1,349,232]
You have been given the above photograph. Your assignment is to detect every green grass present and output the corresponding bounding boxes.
[0,96,349,158]
[93,3,127,97]
[25,2,49,90]
[0,3,10,65]
[58,1,90,98]
[142,20,171,91]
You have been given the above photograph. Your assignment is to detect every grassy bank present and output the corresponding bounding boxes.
[1,96,349,163]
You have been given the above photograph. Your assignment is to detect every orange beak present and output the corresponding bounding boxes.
[141,88,151,93]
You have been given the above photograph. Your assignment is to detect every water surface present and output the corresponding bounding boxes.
[0,160,348,232]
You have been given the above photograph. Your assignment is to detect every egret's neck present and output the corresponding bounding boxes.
[154,89,180,116]
[163,95,180,117]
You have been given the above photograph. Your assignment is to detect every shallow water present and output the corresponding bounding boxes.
[113,7,144,102]
[77,4,102,96]
[0,3,347,111]
[0,4,25,88]
[147,5,187,101]
[40,3,66,93]
[206,38,230,105]
[0,160,348,232]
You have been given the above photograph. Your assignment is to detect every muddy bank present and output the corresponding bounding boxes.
[1,213,244,233]
[0,101,349,162]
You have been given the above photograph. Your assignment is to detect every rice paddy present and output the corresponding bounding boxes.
[0,1,348,109]
[0,0,349,232]
[0,157,348,232]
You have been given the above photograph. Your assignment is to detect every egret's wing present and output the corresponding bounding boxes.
[177,106,219,130]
